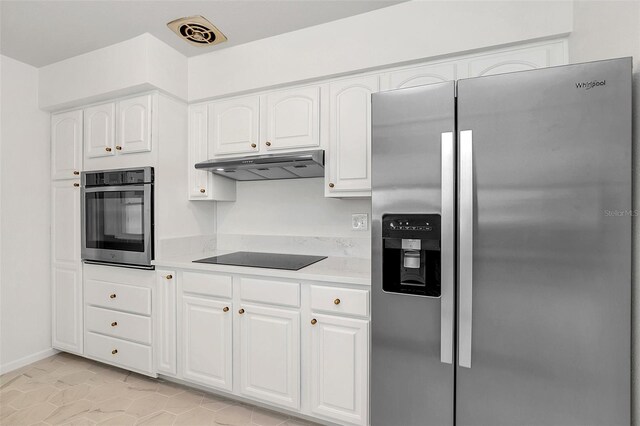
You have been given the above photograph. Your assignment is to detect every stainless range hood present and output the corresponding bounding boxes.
[194,149,324,181]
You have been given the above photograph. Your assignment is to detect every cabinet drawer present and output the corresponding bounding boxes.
[85,332,152,375]
[85,306,151,345]
[182,271,232,298]
[85,279,151,315]
[310,286,369,318]
[240,277,299,308]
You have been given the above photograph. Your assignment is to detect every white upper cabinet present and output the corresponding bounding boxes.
[210,95,260,156]
[310,314,369,426]
[84,103,115,158]
[188,104,211,198]
[239,303,300,410]
[52,110,83,180]
[264,86,320,151]
[462,41,567,77]
[117,94,153,154]
[384,62,457,90]
[326,75,378,197]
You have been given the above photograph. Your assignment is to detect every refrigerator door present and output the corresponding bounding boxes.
[371,82,455,426]
[456,58,632,426]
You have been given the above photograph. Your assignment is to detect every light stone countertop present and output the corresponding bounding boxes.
[153,251,371,286]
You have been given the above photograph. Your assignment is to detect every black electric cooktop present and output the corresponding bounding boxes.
[193,251,327,271]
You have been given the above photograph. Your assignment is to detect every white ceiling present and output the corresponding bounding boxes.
[0,0,403,68]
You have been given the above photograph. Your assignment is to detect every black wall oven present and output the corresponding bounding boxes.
[81,167,154,268]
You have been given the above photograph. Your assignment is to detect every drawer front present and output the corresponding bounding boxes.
[85,279,151,315]
[310,285,369,318]
[240,277,300,308]
[85,306,152,345]
[182,271,232,298]
[85,332,153,374]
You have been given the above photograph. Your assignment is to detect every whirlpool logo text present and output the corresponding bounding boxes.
[575,80,606,90]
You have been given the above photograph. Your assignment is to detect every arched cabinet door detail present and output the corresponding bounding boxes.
[386,63,456,90]
[327,75,379,197]
[265,86,320,151]
[85,103,115,158]
[210,95,260,156]
[117,94,152,154]
[52,110,83,180]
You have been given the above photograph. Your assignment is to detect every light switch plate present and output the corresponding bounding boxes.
[352,213,368,231]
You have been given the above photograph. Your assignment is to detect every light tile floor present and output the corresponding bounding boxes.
[0,353,321,426]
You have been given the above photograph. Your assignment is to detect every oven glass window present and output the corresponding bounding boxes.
[85,190,145,252]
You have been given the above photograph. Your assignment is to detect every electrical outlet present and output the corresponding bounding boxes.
[352,213,368,231]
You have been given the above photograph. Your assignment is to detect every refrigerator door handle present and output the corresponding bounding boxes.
[440,132,455,365]
[459,130,473,368]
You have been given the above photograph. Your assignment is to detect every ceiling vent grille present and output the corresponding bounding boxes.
[167,15,227,47]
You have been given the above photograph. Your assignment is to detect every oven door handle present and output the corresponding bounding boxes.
[83,184,149,193]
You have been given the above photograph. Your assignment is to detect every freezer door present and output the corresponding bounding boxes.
[371,81,455,426]
[456,58,632,426]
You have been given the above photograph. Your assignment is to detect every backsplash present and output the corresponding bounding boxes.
[216,234,370,258]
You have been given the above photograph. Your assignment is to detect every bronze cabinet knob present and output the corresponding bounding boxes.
[105,147,112,152]
[200,188,206,193]
[238,308,245,314]
[334,298,341,305]
[329,183,335,188]
[311,318,317,325]
[109,293,117,299]
[111,349,118,355]
[250,143,257,148]
[115,145,122,151]
[265,141,272,147]
[73,183,80,187]
[73,171,80,175]
[223,307,229,312]
[165,274,173,280]
[111,321,118,327]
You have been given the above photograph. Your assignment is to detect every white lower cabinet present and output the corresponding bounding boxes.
[156,270,177,376]
[52,264,83,354]
[310,314,369,426]
[239,303,301,410]
[182,295,233,390]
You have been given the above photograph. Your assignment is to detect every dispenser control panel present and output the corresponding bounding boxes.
[382,214,440,239]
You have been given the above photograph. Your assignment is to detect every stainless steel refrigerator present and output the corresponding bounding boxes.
[371,57,632,426]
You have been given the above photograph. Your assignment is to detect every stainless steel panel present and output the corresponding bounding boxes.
[371,82,455,426]
[456,58,632,426]
[440,132,455,365]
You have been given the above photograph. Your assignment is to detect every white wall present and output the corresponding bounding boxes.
[188,0,573,101]
[216,178,370,238]
[0,55,54,372]
[39,33,187,111]
[566,2,640,422]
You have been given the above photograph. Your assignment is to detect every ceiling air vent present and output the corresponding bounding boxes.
[167,15,227,47]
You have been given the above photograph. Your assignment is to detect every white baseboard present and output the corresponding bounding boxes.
[0,348,59,375]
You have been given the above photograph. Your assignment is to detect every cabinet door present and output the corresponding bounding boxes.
[210,96,260,156]
[327,75,378,196]
[84,103,115,158]
[265,86,320,151]
[385,63,457,90]
[117,94,152,154]
[182,295,233,391]
[51,110,83,180]
[52,180,81,265]
[52,264,83,354]
[239,304,300,409]
[188,104,211,199]
[156,270,177,376]
[462,41,566,77]
[52,180,83,354]
[310,314,369,426]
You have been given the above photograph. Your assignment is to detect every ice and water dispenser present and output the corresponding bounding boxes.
[381,214,441,297]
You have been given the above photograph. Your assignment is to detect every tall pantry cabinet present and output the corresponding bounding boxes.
[51,110,84,354]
